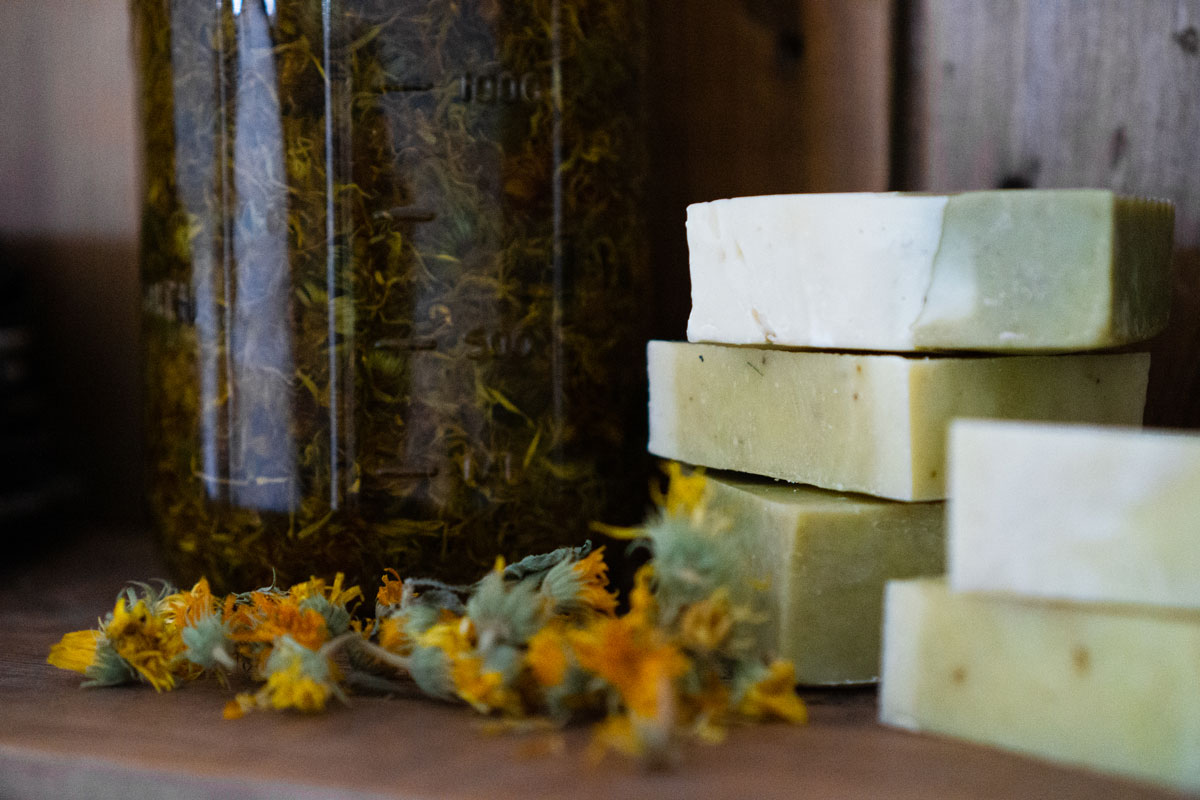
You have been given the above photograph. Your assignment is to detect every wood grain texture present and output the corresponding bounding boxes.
[901,0,1200,426]
[0,527,1191,800]
[0,0,144,521]
[646,0,895,340]
[0,0,139,238]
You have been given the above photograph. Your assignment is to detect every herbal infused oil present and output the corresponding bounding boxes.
[134,0,648,592]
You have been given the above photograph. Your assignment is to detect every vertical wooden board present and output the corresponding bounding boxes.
[0,0,139,238]
[907,0,1200,236]
[646,0,895,341]
[902,0,1200,427]
[0,0,143,520]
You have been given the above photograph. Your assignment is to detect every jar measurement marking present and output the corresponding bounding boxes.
[464,327,536,360]
[461,450,519,485]
[144,279,196,324]
[372,206,438,223]
[378,82,435,94]
[372,338,439,352]
[456,71,543,104]
[370,466,440,480]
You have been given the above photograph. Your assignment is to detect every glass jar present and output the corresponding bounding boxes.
[133,0,649,592]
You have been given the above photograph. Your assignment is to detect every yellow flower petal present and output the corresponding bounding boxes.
[376,569,406,607]
[526,624,570,688]
[568,612,687,719]
[739,660,808,724]
[571,548,617,616]
[679,588,733,653]
[265,662,333,713]
[652,462,709,518]
[451,656,518,714]
[377,616,410,655]
[47,630,102,675]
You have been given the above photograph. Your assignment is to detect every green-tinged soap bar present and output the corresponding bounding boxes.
[949,420,1200,608]
[880,578,1200,793]
[686,189,1174,352]
[646,341,1149,501]
[705,472,943,685]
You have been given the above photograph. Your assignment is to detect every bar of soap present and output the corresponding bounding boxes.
[949,420,1200,608]
[705,472,944,685]
[880,578,1200,792]
[686,190,1173,352]
[647,341,1149,501]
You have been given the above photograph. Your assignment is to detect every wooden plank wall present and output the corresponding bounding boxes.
[0,0,143,522]
[646,0,896,339]
[899,0,1200,427]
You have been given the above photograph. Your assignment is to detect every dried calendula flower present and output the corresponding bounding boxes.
[227,586,329,669]
[568,564,690,764]
[224,635,347,718]
[735,660,809,725]
[289,573,364,637]
[51,464,810,769]
[174,578,237,673]
[50,582,184,692]
[538,546,619,618]
[375,568,407,615]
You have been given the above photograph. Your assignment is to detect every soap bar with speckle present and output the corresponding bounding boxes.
[705,472,944,685]
[647,340,1149,501]
[949,419,1200,608]
[686,190,1173,352]
[880,578,1200,793]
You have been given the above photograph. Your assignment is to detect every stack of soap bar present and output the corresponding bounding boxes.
[948,420,1200,607]
[648,341,1149,500]
[653,189,1171,688]
[686,189,1174,352]
[704,473,944,684]
[881,420,1200,793]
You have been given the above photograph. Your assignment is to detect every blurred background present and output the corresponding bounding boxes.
[1,0,1197,531]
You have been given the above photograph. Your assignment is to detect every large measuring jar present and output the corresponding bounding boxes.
[133,0,649,592]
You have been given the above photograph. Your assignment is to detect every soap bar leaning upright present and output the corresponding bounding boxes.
[880,578,1200,793]
[686,189,1173,352]
[647,340,1150,501]
[949,420,1200,608]
[705,473,944,685]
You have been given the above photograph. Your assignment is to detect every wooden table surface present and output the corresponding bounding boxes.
[0,527,1190,800]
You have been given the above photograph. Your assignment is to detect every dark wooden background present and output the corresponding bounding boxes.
[2,0,1198,525]
[899,0,1200,428]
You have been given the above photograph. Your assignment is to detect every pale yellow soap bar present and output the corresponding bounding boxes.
[949,420,1200,608]
[705,472,944,685]
[686,190,1174,352]
[646,341,1149,501]
[880,578,1200,793]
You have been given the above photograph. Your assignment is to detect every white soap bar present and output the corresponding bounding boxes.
[686,190,1173,352]
[704,473,944,685]
[647,340,1150,501]
[880,578,1200,793]
[949,420,1200,608]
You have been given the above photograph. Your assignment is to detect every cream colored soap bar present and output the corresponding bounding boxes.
[949,420,1200,608]
[704,472,944,685]
[880,578,1200,793]
[686,190,1173,352]
[646,341,1149,501]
